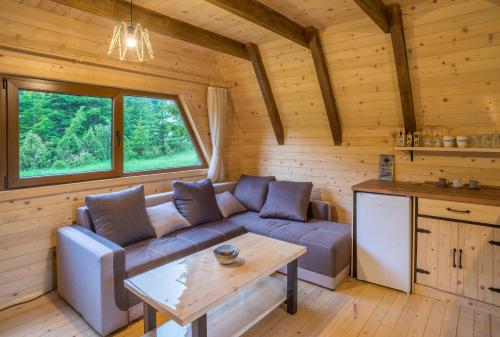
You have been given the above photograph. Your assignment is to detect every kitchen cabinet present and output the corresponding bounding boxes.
[416,206,499,305]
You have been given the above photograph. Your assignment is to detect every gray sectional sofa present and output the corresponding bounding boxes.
[57,181,351,336]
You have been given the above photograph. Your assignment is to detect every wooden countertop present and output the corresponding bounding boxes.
[352,179,500,206]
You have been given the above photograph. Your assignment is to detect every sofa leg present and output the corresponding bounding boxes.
[286,259,298,315]
[143,302,157,333]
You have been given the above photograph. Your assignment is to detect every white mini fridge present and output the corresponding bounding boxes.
[356,192,412,293]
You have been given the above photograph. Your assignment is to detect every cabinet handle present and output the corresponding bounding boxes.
[458,249,463,269]
[489,287,500,294]
[446,207,470,214]
[452,248,457,268]
[489,240,500,247]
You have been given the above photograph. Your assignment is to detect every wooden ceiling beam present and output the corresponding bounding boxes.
[353,1,416,133]
[246,43,284,145]
[352,0,390,33]
[388,4,416,133]
[204,0,343,145]
[51,0,250,60]
[306,27,342,145]
[203,0,308,47]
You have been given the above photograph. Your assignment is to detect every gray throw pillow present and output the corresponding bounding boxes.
[233,174,276,212]
[85,185,155,246]
[173,178,221,226]
[147,202,191,238]
[260,181,313,222]
[216,191,246,218]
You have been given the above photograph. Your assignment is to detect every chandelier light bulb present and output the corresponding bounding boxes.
[127,37,137,48]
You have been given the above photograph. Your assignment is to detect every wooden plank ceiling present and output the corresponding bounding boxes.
[19,0,414,140]
[134,0,366,42]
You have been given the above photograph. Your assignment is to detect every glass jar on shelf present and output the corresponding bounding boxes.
[481,134,491,148]
[422,126,433,147]
[433,125,443,147]
[471,134,481,148]
[492,134,500,148]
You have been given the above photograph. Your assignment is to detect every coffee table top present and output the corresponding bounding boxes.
[124,232,306,326]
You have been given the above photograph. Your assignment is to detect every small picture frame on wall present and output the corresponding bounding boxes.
[379,154,395,181]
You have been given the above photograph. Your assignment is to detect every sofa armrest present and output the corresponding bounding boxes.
[309,200,331,221]
[57,225,128,336]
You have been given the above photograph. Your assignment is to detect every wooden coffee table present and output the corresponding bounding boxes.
[124,232,307,337]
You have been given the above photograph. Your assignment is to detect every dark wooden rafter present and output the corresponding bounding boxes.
[203,0,343,144]
[388,4,416,133]
[204,0,308,47]
[52,0,289,144]
[246,43,284,145]
[353,0,417,133]
[51,0,250,60]
[352,0,390,33]
[306,27,342,145]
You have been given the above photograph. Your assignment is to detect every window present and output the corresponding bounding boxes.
[18,90,113,178]
[123,95,201,173]
[1,76,206,189]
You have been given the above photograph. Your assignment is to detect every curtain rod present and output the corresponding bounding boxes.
[0,44,228,88]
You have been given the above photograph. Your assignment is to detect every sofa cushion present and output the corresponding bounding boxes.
[147,202,191,238]
[226,211,288,236]
[268,222,312,243]
[270,219,351,277]
[216,191,246,218]
[260,181,313,222]
[125,221,245,278]
[85,185,155,246]
[233,175,275,212]
[125,236,196,277]
[124,236,197,307]
[173,178,221,226]
[198,220,246,240]
[298,220,351,277]
[172,227,226,250]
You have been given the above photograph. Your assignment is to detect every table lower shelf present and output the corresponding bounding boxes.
[143,274,287,337]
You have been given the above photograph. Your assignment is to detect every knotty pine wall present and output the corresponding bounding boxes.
[216,0,500,224]
[0,0,241,309]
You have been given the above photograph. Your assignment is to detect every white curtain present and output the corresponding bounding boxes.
[207,86,228,182]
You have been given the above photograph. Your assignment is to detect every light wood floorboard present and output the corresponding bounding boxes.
[0,278,498,337]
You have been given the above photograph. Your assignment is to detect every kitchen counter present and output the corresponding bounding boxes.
[352,179,500,206]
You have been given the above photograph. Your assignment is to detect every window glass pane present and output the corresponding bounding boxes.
[18,90,113,178]
[124,96,201,172]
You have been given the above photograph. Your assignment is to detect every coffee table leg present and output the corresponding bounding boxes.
[286,259,298,315]
[143,302,157,333]
[192,314,207,337]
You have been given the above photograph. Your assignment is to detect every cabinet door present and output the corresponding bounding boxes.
[416,218,459,292]
[416,217,439,287]
[494,228,500,306]
[458,224,495,304]
[437,220,459,293]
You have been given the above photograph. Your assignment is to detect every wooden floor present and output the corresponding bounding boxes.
[1,278,499,337]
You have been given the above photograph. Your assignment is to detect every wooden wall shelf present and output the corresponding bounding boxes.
[395,147,500,161]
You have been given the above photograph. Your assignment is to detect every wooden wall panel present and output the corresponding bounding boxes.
[0,0,241,309]
[216,0,500,224]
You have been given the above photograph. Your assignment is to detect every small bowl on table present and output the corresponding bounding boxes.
[213,244,239,265]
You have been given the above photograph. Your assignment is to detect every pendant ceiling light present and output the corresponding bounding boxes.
[108,0,153,62]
